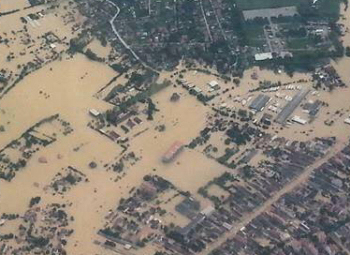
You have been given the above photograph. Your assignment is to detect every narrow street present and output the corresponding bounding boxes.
[106,0,158,72]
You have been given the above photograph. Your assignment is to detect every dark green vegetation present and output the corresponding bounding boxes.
[0,9,20,17]
[0,115,73,181]
[118,79,171,110]
[76,0,346,76]
[241,2,346,73]
[198,172,239,208]
[1,202,74,254]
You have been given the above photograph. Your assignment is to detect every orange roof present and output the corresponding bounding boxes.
[162,141,184,161]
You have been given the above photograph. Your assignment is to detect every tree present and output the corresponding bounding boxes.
[154,252,166,255]
[147,99,158,120]
[85,48,102,62]
[346,46,350,57]
[29,196,41,207]
[240,166,254,179]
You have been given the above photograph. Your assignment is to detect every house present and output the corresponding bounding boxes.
[191,86,202,95]
[139,182,158,199]
[89,109,100,117]
[292,116,307,125]
[108,131,120,141]
[134,117,142,124]
[261,113,273,125]
[208,80,220,90]
[126,119,136,129]
[303,100,322,117]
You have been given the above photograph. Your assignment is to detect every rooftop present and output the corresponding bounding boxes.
[255,52,273,61]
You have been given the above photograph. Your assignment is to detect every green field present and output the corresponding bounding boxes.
[243,24,266,47]
[315,0,344,20]
[287,38,310,49]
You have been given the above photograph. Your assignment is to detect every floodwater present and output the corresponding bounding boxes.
[0,0,29,13]
[1,2,350,255]
[0,52,222,254]
[0,54,122,254]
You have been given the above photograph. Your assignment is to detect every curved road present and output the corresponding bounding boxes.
[106,0,158,72]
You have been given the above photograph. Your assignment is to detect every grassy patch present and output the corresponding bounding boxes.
[287,38,310,49]
[316,0,343,20]
[243,24,266,47]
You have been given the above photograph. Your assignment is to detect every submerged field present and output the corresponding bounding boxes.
[1,1,350,255]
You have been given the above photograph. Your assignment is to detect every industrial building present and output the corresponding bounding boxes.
[303,99,323,117]
[275,89,310,124]
[254,52,273,61]
[249,94,271,112]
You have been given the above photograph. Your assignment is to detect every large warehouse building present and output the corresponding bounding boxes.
[162,141,184,163]
[249,94,271,112]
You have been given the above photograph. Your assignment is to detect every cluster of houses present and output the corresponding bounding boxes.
[95,132,337,254]
[88,107,143,144]
[0,115,72,182]
[97,175,176,251]
[179,79,220,103]
[46,166,88,195]
[312,65,346,90]
[164,136,337,254]
[0,9,68,94]
[0,202,74,255]
[213,141,350,255]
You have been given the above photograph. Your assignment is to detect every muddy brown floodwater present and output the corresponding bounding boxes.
[0,0,30,13]
[1,2,350,255]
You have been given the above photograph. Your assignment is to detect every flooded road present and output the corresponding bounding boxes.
[1,2,350,255]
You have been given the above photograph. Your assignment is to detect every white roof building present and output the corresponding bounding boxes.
[292,115,307,125]
[89,109,100,117]
[193,87,202,94]
[0,219,6,226]
[208,80,219,88]
[344,118,350,125]
[255,52,273,61]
